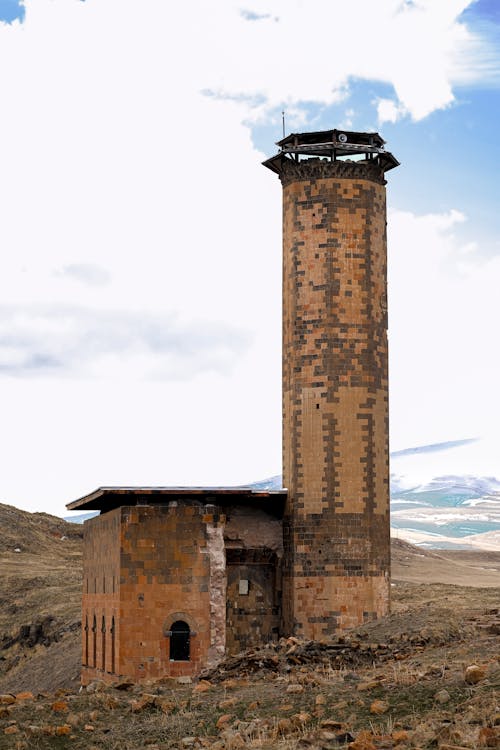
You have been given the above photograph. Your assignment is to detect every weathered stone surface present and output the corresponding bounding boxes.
[434,689,451,704]
[216,713,233,729]
[193,680,212,693]
[280,157,391,639]
[55,724,71,736]
[464,664,487,684]
[370,699,389,715]
[286,683,304,694]
[478,727,500,747]
[15,691,34,701]
[349,729,376,750]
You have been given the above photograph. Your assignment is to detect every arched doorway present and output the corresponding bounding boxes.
[169,620,190,661]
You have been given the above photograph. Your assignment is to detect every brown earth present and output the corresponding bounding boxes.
[0,503,82,696]
[0,502,499,749]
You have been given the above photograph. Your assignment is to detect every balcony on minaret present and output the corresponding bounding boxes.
[262,128,399,176]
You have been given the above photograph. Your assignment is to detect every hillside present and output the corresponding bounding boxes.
[0,502,499,749]
[0,503,82,695]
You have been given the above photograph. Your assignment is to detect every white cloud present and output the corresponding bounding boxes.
[188,0,496,120]
[55,263,111,286]
[0,0,497,514]
[376,98,408,124]
[388,207,500,452]
[0,304,250,379]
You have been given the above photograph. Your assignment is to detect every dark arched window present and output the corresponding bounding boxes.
[169,620,190,661]
[101,616,106,671]
[110,616,115,674]
[92,615,97,668]
[84,615,89,666]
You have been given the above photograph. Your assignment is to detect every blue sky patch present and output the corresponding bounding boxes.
[0,0,25,24]
[249,73,500,259]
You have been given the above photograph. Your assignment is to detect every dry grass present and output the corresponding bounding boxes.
[0,503,499,748]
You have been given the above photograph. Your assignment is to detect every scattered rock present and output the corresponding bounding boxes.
[113,680,134,691]
[321,720,344,730]
[357,680,380,691]
[221,731,245,748]
[486,622,500,635]
[370,699,389,715]
[86,680,107,693]
[464,664,487,684]
[435,689,451,704]
[55,724,71,736]
[15,691,34,701]
[130,694,156,712]
[193,679,212,693]
[277,717,292,734]
[292,712,311,727]
[155,697,176,713]
[286,683,304,694]
[218,697,237,709]
[478,727,500,747]
[349,729,376,750]
[216,713,233,729]
[392,729,409,743]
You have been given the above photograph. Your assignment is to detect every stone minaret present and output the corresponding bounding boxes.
[264,129,399,638]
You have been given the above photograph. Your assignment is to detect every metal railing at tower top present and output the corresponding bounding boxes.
[262,127,399,174]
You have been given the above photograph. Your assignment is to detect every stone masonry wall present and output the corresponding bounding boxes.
[224,506,283,654]
[118,503,224,681]
[281,159,391,638]
[82,508,121,685]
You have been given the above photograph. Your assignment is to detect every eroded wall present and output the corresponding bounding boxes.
[224,506,282,654]
[81,501,283,683]
[118,503,224,681]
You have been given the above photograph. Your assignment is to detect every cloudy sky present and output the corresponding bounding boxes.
[0,0,499,516]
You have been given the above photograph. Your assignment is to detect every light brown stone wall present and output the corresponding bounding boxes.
[118,503,223,681]
[281,159,391,638]
[81,501,284,684]
[82,508,120,685]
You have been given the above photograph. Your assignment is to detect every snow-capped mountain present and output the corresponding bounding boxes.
[66,439,500,549]
[390,438,500,549]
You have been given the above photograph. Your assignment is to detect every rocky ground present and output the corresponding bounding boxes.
[0,503,499,749]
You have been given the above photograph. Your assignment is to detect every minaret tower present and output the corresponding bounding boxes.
[264,129,399,637]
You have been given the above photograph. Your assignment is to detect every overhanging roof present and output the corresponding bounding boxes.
[66,486,287,516]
